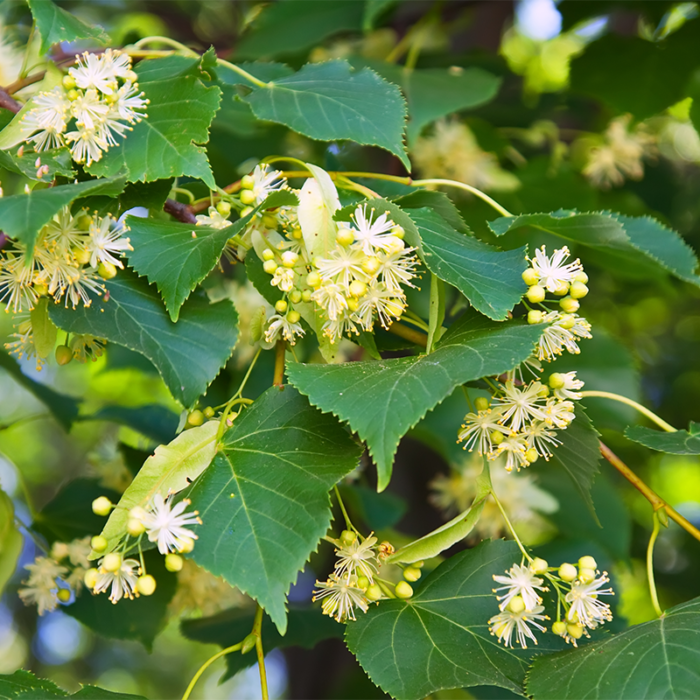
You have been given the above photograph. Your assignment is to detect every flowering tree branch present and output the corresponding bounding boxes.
[0,86,21,114]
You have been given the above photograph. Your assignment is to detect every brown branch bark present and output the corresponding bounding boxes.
[0,87,21,114]
[164,198,197,223]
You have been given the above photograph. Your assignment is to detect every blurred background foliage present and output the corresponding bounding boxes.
[1,0,699,698]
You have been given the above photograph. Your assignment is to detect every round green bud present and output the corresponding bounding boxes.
[62,74,77,89]
[522,268,540,286]
[559,296,580,314]
[241,632,257,654]
[549,373,566,389]
[349,280,367,297]
[33,282,49,297]
[558,562,577,582]
[347,297,359,312]
[287,310,301,324]
[384,236,405,254]
[127,518,145,537]
[137,574,157,596]
[366,584,383,601]
[216,200,232,216]
[558,313,576,329]
[578,568,596,583]
[578,555,597,571]
[336,227,354,246]
[553,280,569,296]
[552,620,567,636]
[274,299,288,314]
[262,213,278,229]
[507,595,526,613]
[176,537,195,554]
[240,206,254,218]
[566,623,584,639]
[263,260,278,275]
[76,213,93,230]
[292,226,303,240]
[528,310,544,325]
[530,557,549,574]
[240,189,256,205]
[301,289,313,303]
[574,271,588,284]
[203,406,215,419]
[98,261,118,280]
[73,248,91,265]
[491,430,505,445]
[129,506,147,521]
[569,281,589,299]
[241,174,255,189]
[55,345,73,366]
[537,385,550,397]
[92,496,112,517]
[391,225,405,239]
[526,285,546,304]
[340,530,357,546]
[67,88,79,101]
[395,581,414,599]
[289,289,302,304]
[474,396,490,411]
[84,568,99,589]
[403,566,422,582]
[187,410,204,427]
[262,248,275,261]
[356,575,370,590]
[102,552,122,573]
[525,448,539,464]
[361,256,380,275]
[57,587,72,603]
[165,553,184,572]
[281,251,298,268]
[91,535,108,552]
[306,271,321,288]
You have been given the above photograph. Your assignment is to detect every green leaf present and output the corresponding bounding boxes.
[386,473,490,564]
[0,147,74,181]
[0,177,125,255]
[337,483,406,531]
[526,596,700,700]
[409,207,527,320]
[489,210,700,288]
[364,0,397,30]
[0,350,80,429]
[32,479,121,545]
[181,605,343,680]
[71,688,147,700]
[65,550,177,649]
[30,298,58,358]
[83,404,179,445]
[93,421,218,558]
[235,0,363,59]
[87,56,222,189]
[547,408,601,521]
[394,189,470,234]
[346,540,554,700]
[49,271,239,407]
[0,489,22,598]
[625,423,700,455]
[28,0,110,54]
[287,311,543,491]
[242,60,409,169]
[125,216,243,322]
[187,386,362,634]
[0,671,66,700]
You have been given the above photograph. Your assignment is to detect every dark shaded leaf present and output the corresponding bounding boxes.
[625,423,700,455]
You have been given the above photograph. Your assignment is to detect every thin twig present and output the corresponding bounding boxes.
[164,198,197,223]
[0,87,21,114]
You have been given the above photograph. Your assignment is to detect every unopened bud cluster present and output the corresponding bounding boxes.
[488,555,614,649]
[21,49,148,165]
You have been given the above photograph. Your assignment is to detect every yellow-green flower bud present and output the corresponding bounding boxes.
[98,261,118,280]
[275,299,288,314]
[395,581,413,599]
[528,310,544,324]
[349,280,367,297]
[391,225,405,239]
[558,562,577,582]
[491,430,505,445]
[522,268,539,286]
[263,260,278,275]
[176,537,195,554]
[262,213,277,229]
[91,535,108,552]
[241,174,254,189]
[306,272,321,288]
[292,226,303,240]
[566,623,584,639]
[84,568,99,589]
[216,200,232,216]
[73,247,91,265]
[262,248,275,261]
[240,189,256,205]
[347,297,359,312]
[287,310,301,324]
[102,552,122,573]
[301,289,312,303]
[530,557,548,574]
[578,555,597,570]
[92,496,112,517]
[552,620,567,636]
[137,574,156,596]
[569,281,589,299]
[384,236,405,254]
[187,410,204,427]
[62,74,77,90]
[204,406,215,419]
[537,385,550,398]
[55,345,73,366]
[559,296,580,313]
[366,584,382,601]
[361,256,380,275]
[525,448,538,463]
[57,587,71,603]
[336,227,354,246]
[403,567,422,582]
[281,251,298,268]
[165,554,184,572]
[289,289,302,304]
[127,518,145,537]
[578,568,596,583]
[357,576,370,590]
[558,314,575,329]
[574,271,588,284]
[67,88,79,101]
[474,396,490,411]
[553,280,569,296]
[549,373,566,389]
[526,285,546,303]
[507,595,526,613]
[340,530,357,546]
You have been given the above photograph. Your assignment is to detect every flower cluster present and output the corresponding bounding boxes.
[312,530,413,623]
[21,49,148,165]
[83,492,201,604]
[18,537,91,615]
[488,555,614,649]
[0,205,131,368]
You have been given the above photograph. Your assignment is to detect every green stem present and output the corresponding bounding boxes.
[217,57,269,89]
[402,309,431,333]
[387,320,428,347]
[252,605,269,700]
[334,485,359,534]
[579,391,677,433]
[412,179,514,217]
[490,488,532,562]
[273,340,286,387]
[647,510,664,617]
[216,347,262,441]
[181,641,245,700]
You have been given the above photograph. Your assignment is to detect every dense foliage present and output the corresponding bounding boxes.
[1,1,699,699]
